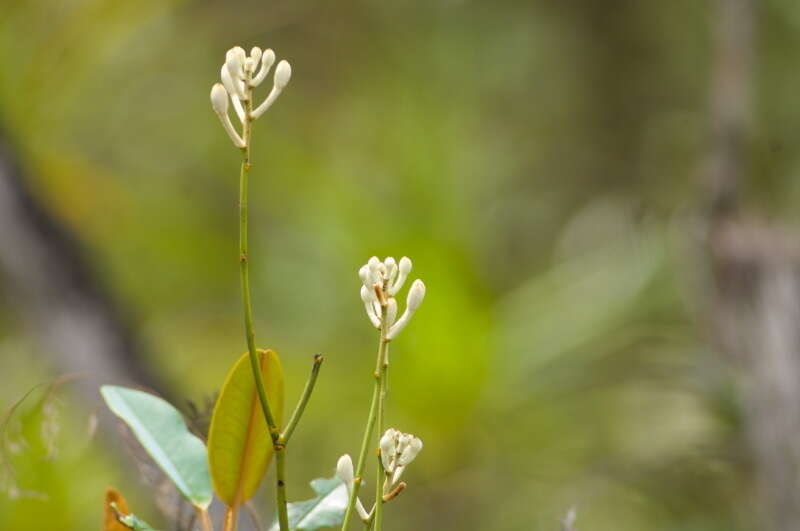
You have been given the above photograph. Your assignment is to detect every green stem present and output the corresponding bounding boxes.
[373,323,389,531]
[239,86,290,531]
[342,304,390,531]
[281,354,324,444]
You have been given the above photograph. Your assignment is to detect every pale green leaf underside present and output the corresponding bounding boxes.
[270,476,349,531]
[117,512,159,531]
[100,385,213,509]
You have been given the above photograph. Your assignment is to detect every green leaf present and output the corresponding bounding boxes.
[207,349,285,507]
[115,510,158,531]
[100,385,213,509]
[270,476,349,531]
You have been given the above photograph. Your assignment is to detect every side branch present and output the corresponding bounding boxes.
[281,354,324,444]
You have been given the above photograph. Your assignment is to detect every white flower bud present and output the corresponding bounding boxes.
[234,46,246,64]
[407,279,426,312]
[399,257,412,273]
[225,49,247,100]
[274,60,292,89]
[250,47,262,62]
[336,454,355,487]
[244,57,256,73]
[359,265,370,285]
[386,280,425,340]
[252,48,275,86]
[360,285,375,304]
[220,66,245,122]
[251,57,289,118]
[389,257,412,295]
[226,48,243,80]
[380,431,396,471]
[398,437,422,466]
[386,297,398,327]
[210,83,228,115]
[210,84,245,148]
[384,257,398,282]
[391,465,406,487]
[361,286,381,328]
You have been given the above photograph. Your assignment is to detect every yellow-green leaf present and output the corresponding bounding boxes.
[208,349,285,507]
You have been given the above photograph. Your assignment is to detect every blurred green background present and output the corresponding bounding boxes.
[1,0,797,529]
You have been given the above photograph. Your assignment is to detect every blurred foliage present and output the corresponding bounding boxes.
[2,0,799,529]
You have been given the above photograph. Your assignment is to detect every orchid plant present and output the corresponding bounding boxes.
[99,45,427,531]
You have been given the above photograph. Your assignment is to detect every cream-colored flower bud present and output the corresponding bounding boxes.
[389,256,412,295]
[225,49,247,100]
[386,297,398,327]
[384,257,398,283]
[252,48,276,86]
[210,83,228,114]
[221,65,245,122]
[359,265,370,285]
[407,279,426,312]
[361,286,381,328]
[274,60,292,89]
[336,454,355,487]
[233,46,246,64]
[250,47,262,62]
[226,48,243,79]
[380,431,396,471]
[398,437,423,466]
[210,84,245,148]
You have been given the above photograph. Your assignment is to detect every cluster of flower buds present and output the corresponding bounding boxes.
[358,256,425,340]
[379,429,423,495]
[336,454,372,521]
[210,46,292,148]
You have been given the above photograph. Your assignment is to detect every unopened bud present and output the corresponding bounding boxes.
[210,83,228,115]
[407,280,425,312]
[380,431,396,471]
[336,454,355,487]
[398,437,423,466]
[274,60,292,89]
[386,298,398,327]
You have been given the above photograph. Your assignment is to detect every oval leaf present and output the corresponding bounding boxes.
[208,349,285,507]
[100,386,212,509]
[270,476,348,531]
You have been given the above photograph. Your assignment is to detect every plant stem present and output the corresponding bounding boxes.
[281,354,324,443]
[342,305,390,531]
[238,85,289,530]
[196,507,213,531]
[276,446,290,529]
[373,312,389,531]
[223,506,236,531]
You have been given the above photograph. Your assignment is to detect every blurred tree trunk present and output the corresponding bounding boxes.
[704,1,800,529]
[0,130,167,400]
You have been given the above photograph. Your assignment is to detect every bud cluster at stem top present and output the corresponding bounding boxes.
[359,256,425,340]
[210,45,292,148]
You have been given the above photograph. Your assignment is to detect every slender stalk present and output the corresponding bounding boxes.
[238,82,289,530]
[373,309,390,531]
[223,507,236,531]
[342,304,390,531]
[282,354,324,443]
[196,507,213,531]
[275,448,290,528]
